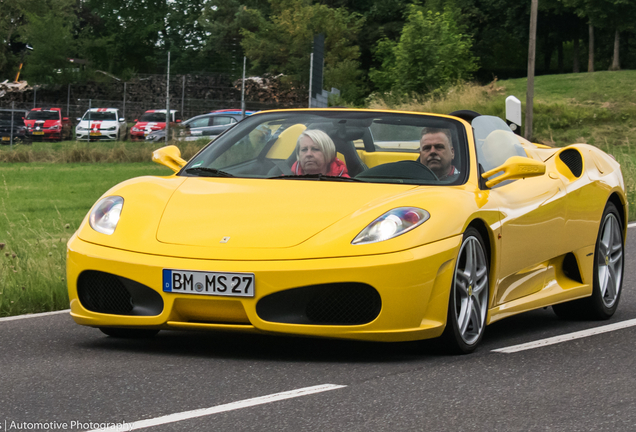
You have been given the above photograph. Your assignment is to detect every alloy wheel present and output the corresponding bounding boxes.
[597,213,623,308]
[453,236,489,345]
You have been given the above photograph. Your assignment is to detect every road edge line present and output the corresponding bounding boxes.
[492,318,636,353]
[0,309,70,322]
[88,384,347,432]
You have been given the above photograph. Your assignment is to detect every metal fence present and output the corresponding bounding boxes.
[0,73,305,124]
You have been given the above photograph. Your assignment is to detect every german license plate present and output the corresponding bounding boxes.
[90,132,101,136]
[162,269,255,297]
[33,131,44,135]
[1,137,9,141]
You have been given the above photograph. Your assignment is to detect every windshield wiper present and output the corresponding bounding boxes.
[185,167,234,177]
[268,173,363,182]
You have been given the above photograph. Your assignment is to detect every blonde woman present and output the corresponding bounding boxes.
[291,129,349,177]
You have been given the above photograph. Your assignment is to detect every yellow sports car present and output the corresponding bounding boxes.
[66,108,626,353]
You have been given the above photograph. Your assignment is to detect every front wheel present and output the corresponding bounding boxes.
[441,227,490,354]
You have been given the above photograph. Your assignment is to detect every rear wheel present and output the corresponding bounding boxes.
[553,201,624,319]
[99,327,159,339]
[441,227,489,354]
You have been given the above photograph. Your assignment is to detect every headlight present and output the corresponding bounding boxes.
[46,125,60,130]
[104,126,116,131]
[89,196,124,235]
[132,127,140,132]
[77,126,87,131]
[352,207,429,245]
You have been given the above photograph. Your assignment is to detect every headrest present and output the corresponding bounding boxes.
[480,129,526,169]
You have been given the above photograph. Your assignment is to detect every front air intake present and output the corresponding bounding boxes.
[256,283,381,325]
[77,271,163,316]
[559,149,583,177]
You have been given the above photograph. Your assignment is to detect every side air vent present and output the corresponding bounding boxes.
[559,149,583,177]
[562,253,583,283]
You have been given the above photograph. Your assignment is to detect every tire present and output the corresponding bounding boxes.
[99,327,159,339]
[553,201,624,320]
[441,227,490,354]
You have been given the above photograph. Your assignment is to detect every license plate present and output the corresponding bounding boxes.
[90,132,102,136]
[33,131,44,135]
[1,137,9,141]
[162,269,255,297]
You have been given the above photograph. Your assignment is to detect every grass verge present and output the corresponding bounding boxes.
[0,162,175,317]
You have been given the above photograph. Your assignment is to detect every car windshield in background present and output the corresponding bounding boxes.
[0,113,24,122]
[183,111,468,186]
[26,111,59,120]
[140,113,169,122]
[83,112,117,121]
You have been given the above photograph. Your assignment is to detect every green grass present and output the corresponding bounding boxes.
[0,139,210,163]
[370,70,636,148]
[0,161,174,317]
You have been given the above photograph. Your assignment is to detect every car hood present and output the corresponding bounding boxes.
[25,120,59,127]
[77,176,481,260]
[156,178,416,248]
[134,122,165,130]
[77,120,119,129]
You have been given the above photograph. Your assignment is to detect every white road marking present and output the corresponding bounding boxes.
[87,384,347,432]
[0,309,69,322]
[628,222,636,228]
[492,318,636,353]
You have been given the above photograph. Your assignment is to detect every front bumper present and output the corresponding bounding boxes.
[26,130,61,141]
[67,235,461,342]
[76,130,119,141]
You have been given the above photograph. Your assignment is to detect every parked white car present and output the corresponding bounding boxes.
[76,108,127,141]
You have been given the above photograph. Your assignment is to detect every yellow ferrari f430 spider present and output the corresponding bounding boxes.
[67,108,627,353]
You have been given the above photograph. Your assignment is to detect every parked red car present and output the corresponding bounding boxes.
[24,108,72,142]
[129,110,181,141]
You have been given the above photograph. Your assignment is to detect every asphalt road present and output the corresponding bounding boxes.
[2,230,636,432]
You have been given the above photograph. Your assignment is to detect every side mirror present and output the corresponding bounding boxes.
[63,117,69,121]
[134,119,138,122]
[152,145,186,173]
[76,117,81,121]
[482,156,546,188]
[119,118,125,122]
[176,119,182,123]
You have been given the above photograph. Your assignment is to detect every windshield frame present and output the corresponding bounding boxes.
[180,110,469,186]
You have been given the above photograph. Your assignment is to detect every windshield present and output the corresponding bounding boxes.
[83,111,117,121]
[183,111,468,185]
[26,110,59,120]
[140,112,169,122]
[0,113,25,122]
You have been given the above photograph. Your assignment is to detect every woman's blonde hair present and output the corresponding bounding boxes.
[295,129,336,163]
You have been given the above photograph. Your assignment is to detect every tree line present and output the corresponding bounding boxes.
[1,0,635,104]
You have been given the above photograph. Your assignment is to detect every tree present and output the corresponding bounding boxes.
[79,0,210,77]
[563,0,636,71]
[18,0,78,84]
[241,0,366,103]
[369,4,477,95]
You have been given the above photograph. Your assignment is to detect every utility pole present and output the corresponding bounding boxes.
[241,57,246,119]
[165,51,170,145]
[308,53,314,108]
[181,75,186,119]
[525,0,538,141]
